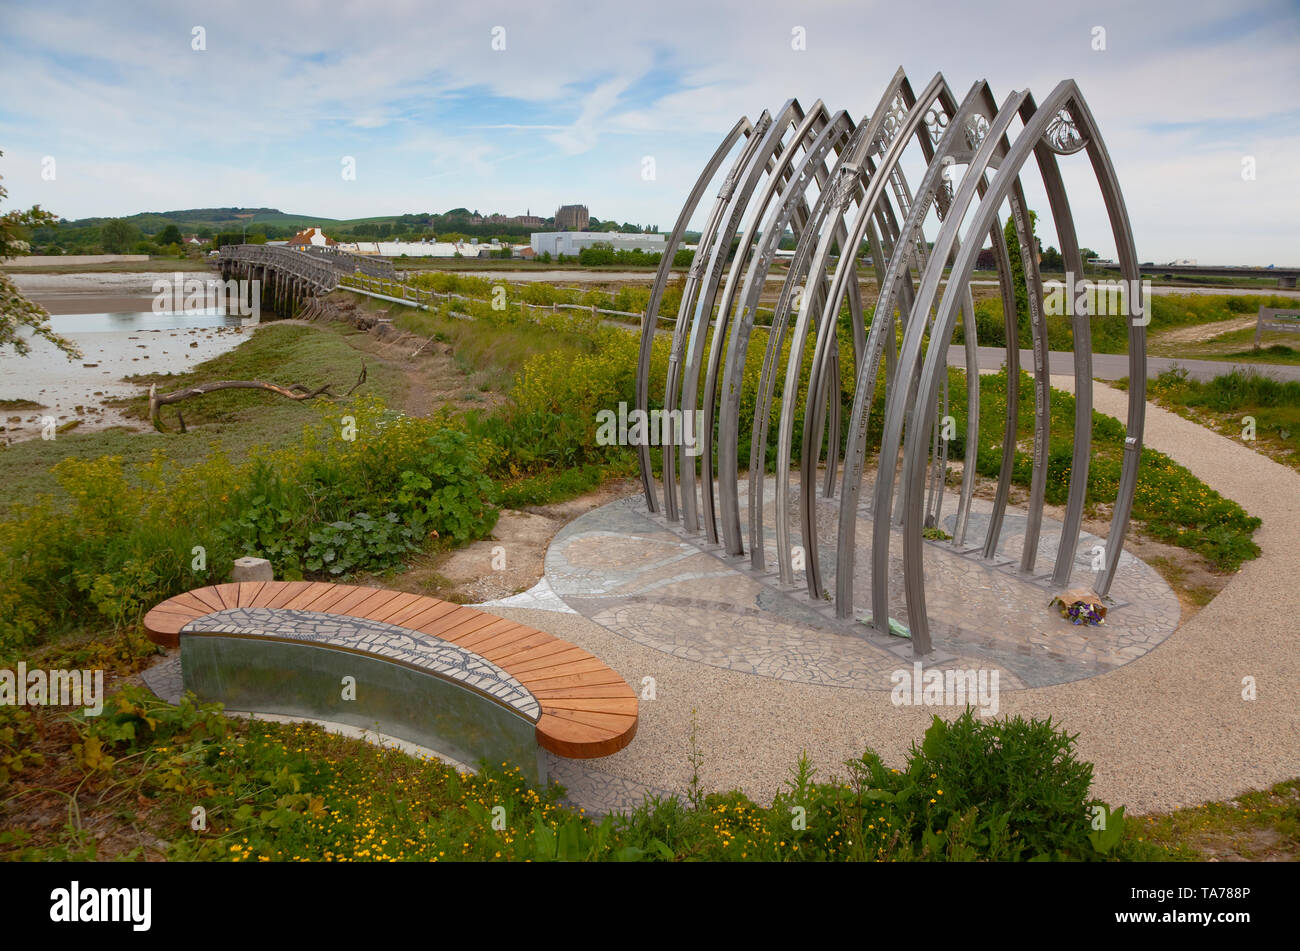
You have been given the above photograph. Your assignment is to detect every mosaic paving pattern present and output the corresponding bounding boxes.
[475,576,577,614]
[182,607,540,720]
[141,655,183,705]
[546,479,1182,691]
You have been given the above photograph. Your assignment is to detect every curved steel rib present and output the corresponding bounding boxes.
[870,86,1031,650]
[772,74,933,592]
[834,79,994,618]
[678,101,803,534]
[900,80,1144,650]
[717,109,853,556]
[636,116,752,513]
[661,111,772,523]
[699,102,830,545]
[748,111,881,578]
[793,73,950,601]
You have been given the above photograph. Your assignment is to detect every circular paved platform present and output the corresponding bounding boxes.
[544,477,1180,691]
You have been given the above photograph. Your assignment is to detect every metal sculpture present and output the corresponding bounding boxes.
[634,68,1147,655]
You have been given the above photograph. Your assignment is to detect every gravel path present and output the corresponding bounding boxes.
[485,380,1299,814]
[945,344,1300,382]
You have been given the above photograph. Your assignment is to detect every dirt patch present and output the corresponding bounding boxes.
[357,478,643,604]
[1149,315,1257,349]
[299,293,506,417]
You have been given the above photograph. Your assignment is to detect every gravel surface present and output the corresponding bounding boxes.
[487,379,1298,813]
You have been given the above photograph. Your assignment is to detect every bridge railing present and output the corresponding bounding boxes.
[337,271,686,329]
[218,244,340,292]
[299,244,395,279]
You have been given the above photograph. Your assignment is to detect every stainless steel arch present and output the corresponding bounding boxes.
[699,102,832,545]
[717,109,855,557]
[636,116,753,514]
[677,101,805,533]
[660,111,773,523]
[774,74,945,590]
[632,69,1147,658]
[896,80,1145,650]
[834,79,996,620]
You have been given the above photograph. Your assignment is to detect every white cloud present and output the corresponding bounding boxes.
[0,0,1295,262]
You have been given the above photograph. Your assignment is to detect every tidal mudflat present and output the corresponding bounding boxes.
[0,305,250,444]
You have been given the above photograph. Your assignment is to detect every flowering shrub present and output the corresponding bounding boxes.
[0,396,500,653]
[0,454,239,651]
[22,694,1160,862]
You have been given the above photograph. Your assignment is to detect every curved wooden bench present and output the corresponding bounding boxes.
[144,581,637,764]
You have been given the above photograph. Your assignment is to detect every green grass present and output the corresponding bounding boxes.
[392,301,603,393]
[959,291,1296,355]
[6,673,1290,863]
[0,322,406,513]
[1142,367,1300,472]
[1132,779,1300,861]
[943,366,1261,571]
[1222,343,1300,365]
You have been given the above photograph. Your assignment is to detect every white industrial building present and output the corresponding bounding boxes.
[341,239,526,258]
[530,231,667,257]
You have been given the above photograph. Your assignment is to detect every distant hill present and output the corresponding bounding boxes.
[28,207,660,254]
[62,208,341,232]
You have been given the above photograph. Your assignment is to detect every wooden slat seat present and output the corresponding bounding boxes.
[144,582,636,760]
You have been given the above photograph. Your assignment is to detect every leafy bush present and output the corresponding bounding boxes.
[304,513,421,576]
[894,710,1098,860]
[393,428,500,545]
[0,397,501,652]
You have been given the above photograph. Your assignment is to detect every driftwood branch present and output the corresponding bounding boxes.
[410,334,439,358]
[149,363,367,431]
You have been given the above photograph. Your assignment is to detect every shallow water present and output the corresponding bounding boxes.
[0,310,251,443]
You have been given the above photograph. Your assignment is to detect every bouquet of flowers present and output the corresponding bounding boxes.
[1049,589,1107,626]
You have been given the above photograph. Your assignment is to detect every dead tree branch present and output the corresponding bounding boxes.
[149,363,367,431]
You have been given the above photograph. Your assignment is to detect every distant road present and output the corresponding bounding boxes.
[946,345,1300,383]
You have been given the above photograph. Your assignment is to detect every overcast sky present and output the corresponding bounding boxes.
[1,0,1297,264]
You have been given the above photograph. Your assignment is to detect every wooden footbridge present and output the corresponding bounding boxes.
[217,244,395,317]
